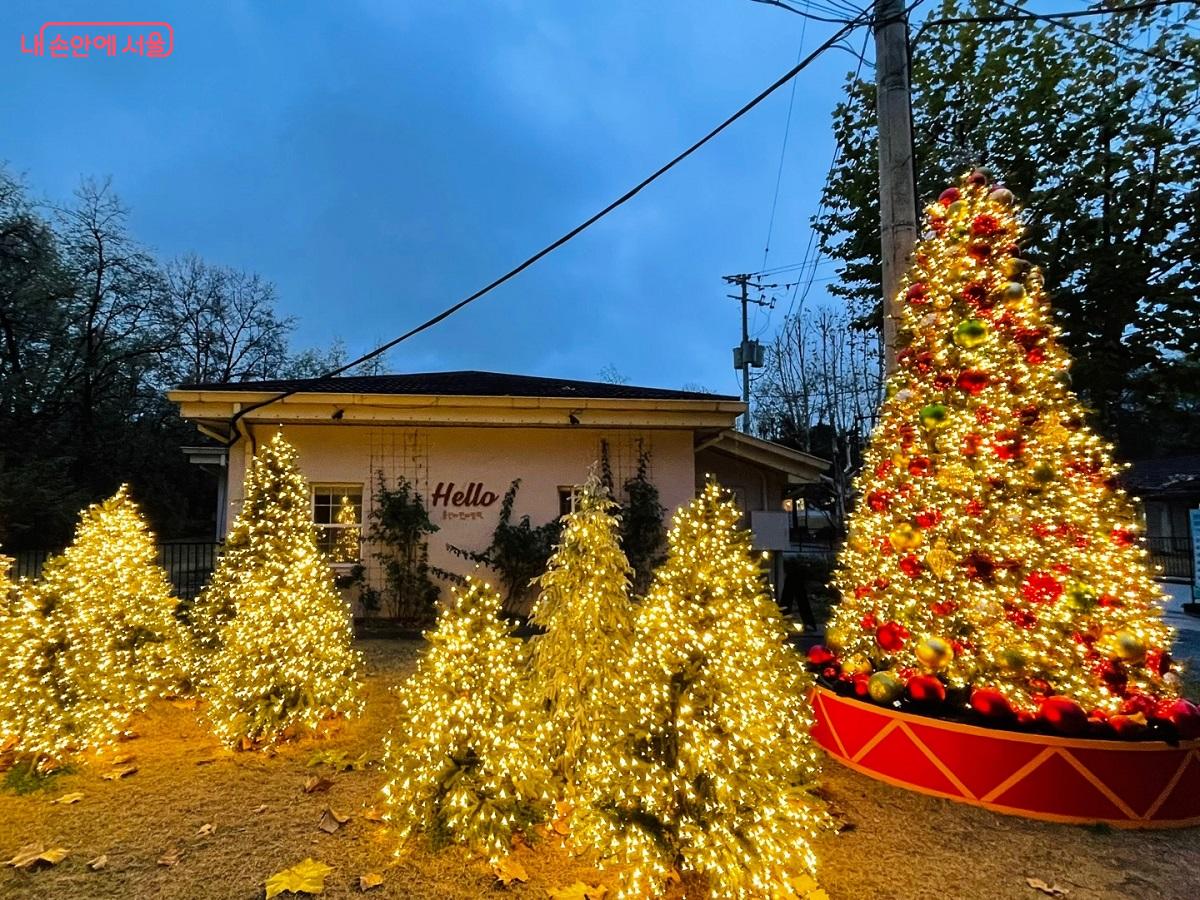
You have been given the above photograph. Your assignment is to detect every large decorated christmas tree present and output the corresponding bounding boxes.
[380,576,550,862]
[0,488,188,757]
[819,171,1189,736]
[198,433,363,745]
[527,473,634,793]
[577,481,826,899]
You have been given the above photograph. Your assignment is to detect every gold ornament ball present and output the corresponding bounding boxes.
[1001,257,1031,278]
[919,403,951,431]
[889,523,924,552]
[1002,282,1027,303]
[1113,631,1146,663]
[868,671,904,704]
[842,654,873,677]
[915,636,955,670]
[825,627,849,653]
[946,199,969,219]
[953,319,991,349]
[989,187,1015,206]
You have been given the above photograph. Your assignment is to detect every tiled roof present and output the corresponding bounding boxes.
[1123,454,1200,495]
[179,370,737,402]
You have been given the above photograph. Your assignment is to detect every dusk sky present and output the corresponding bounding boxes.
[3,1,865,395]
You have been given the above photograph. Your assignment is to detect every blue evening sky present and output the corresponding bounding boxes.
[2,1,866,396]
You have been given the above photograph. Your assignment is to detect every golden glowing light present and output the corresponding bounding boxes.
[0,487,188,759]
[195,433,363,746]
[379,575,550,862]
[575,481,827,899]
[824,172,1180,727]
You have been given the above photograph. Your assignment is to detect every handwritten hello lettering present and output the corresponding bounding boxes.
[431,482,498,509]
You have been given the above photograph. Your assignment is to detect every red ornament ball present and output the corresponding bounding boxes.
[808,645,836,666]
[908,456,932,477]
[867,490,893,512]
[971,687,1015,719]
[1022,571,1063,605]
[1040,695,1088,735]
[1164,699,1200,740]
[876,621,908,651]
[971,214,1002,237]
[907,674,947,704]
[899,555,924,578]
[956,369,990,395]
[906,283,929,304]
[938,187,961,205]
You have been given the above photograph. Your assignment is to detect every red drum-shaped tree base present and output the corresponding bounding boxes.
[811,687,1200,828]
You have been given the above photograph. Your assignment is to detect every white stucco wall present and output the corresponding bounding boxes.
[225,424,696,611]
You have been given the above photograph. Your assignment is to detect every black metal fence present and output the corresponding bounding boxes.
[9,540,222,601]
[1147,536,1194,581]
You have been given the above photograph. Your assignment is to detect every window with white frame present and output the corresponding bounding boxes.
[312,484,363,563]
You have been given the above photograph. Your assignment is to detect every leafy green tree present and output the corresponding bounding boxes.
[813,0,1200,455]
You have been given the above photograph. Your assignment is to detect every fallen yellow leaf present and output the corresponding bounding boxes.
[50,792,84,805]
[266,858,334,898]
[158,848,182,867]
[547,882,606,900]
[6,844,69,869]
[102,764,138,780]
[361,806,385,823]
[359,872,384,891]
[318,807,350,834]
[198,823,216,836]
[493,856,528,885]
[87,854,107,871]
[303,775,333,794]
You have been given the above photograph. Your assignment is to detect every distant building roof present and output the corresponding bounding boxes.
[179,370,736,403]
[1123,455,1200,498]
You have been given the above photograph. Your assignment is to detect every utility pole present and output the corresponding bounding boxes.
[874,0,918,375]
[725,273,769,433]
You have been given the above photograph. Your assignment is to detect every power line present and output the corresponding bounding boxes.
[223,6,875,440]
[916,0,1200,73]
[760,11,810,274]
[747,0,863,24]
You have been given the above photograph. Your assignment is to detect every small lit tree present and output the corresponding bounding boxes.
[380,576,550,861]
[528,473,634,793]
[0,488,188,757]
[331,494,361,564]
[577,481,827,899]
[200,433,363,745]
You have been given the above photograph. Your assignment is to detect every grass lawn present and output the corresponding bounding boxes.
[2,637,1199,900]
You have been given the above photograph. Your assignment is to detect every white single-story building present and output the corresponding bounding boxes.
[168,370,827,613]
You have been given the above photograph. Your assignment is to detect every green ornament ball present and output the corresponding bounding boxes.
[1031,463,1056,484]
[997,648,1026,671]
[919,403,951,431]
[946,199,968,219]
[868,671,905,704]
[1066,583,1097,611]
[953,319,991,349]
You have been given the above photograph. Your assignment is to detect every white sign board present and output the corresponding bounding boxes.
[1191,508,1200,601]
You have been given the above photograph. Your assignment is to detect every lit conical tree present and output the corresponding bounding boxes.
[824,171,1180,731]
[577,481,826,900]
[380,576,550,862]
[528,473,634,794]
[331,494,361,564]
[0,489,188,757]
[200,433,362,745]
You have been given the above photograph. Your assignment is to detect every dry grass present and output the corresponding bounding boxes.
[1,638,1198,900]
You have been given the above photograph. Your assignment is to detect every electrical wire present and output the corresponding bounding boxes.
[221,5,875,440]
[915,0,1200,73]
